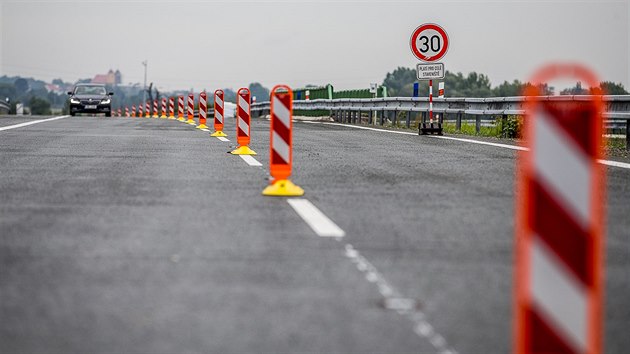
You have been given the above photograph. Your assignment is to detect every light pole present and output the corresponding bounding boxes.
[142,60,148,104]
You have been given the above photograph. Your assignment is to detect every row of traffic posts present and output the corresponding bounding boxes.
[113,86,304,197]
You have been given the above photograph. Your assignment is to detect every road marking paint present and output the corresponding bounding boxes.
[287,198,345,238]
[310,122,630,169]
[0,115,69,132]
[239,155,262,167]
[217,137,230,142]
[201,128,210,132]
[344,243,457,354]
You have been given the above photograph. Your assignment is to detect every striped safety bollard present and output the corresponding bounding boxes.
[117,108,122,117]
[145,101,150,118]
[138,103,143,118]
[111,109,116,117]
[230,88,256,155]
[160,97,167,118]
[177,95,185,121]
[196,92,208,129]
[186,93,196,125]
[168,97,175,119]
[514,64,605,354]
[152,100,159,118]
[210,89,227,137]
[131,105,136,118]
[262,85,303,196]
[125,107,129,117]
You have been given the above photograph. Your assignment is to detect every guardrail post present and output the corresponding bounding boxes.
[380,111,385,125]
[626,119,629,151]
[456,113,462,131]
[475,115,481,134]
[406,111,411,128]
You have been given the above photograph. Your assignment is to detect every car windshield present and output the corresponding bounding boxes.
[75,86,107,95]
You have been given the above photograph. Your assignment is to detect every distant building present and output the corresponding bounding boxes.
[91,69,122,86]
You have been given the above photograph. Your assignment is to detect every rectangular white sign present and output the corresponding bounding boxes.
[416,63,445,80]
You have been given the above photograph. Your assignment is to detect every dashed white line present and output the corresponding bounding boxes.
[217,137,230,142]
[309,121,630,170]
[287,198,345,238]
[344,243,458,354]
[0,115,70,132]
[239,155,263,167]
[201,128,210,132]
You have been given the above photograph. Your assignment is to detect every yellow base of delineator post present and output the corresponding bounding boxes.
[196,124,208,129]
[145,114,150,118]
[177,117,185,122]
[230,145,257,155]
[210,130,228,137]
[160,114,167,119]
[186,119,196,125]
[168,116,176,120]
[262,179,304,196]
[152,114,158,118]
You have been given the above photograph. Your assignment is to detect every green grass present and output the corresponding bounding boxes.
[442,121,502,137]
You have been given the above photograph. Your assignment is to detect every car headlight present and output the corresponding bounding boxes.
[70,98,80,104]
[100,99,111,105]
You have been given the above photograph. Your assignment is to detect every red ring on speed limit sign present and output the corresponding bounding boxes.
[410,23,449,62]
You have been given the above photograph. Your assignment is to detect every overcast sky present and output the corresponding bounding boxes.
[1,0,628,93]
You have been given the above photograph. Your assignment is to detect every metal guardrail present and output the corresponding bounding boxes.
[0,100,10,114]
[251,95,630,148]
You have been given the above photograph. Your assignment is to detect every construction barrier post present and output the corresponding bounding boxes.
[160,97,167,118]
[196,92,208,129]
[145,101,150,118]
[210,89,227,137]
[131,105,136,118]
[230,88,256,155]
[262,85,304,196]
[138,103,143,118]
[168,97,175,119]
[117,108,122,117]
[124,107,129,117]
[186,93,196,125]
[177,95,185,121]
[514,63,605,354]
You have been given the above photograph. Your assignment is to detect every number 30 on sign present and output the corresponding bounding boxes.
[410,23,449,62]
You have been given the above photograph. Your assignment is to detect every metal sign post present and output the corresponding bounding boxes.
[410,23,449,135]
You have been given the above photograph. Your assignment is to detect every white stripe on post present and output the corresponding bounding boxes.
[238,117,249,135]
[272,96,291,128]
[238,95,249,112]
[216,111,223,123]
[272,131,290,163]
[216,96,223,108]
[533,111,592,229]
[531,238,588,353]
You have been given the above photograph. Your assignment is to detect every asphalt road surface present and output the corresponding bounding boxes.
[1,114,628,353]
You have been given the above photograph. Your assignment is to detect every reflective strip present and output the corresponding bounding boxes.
[272,130,290,163]
[238,95,249,112]
[238,117,249,135]
[273,96,291,128]
[534,110,591,229]
[531,238,588,353]
[216,95,224,108]
[216,111,223,123]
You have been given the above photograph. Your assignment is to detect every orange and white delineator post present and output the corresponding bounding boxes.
[152,99,159,118]
[131,105,136,118]
[117,108,122,117]
[196,92,209,129]
[230,88,256,155]
[124,107,129,117]
[210,89,227,137]
[186,93,196,125]
[514,64,605,354]
[177,95,185,121]
[160,97,167,118]
[262,85,304,196]
[138,103,143,117]
[168,97,175,119]
[145,101,150,118]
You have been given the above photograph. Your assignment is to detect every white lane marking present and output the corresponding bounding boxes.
[309,121,630,169]
[217,137,230,142]
[344,243,457,354]
[239,155,262,167]
[287,198,345,238]
[0,115,70,132]
[201,128,210,132]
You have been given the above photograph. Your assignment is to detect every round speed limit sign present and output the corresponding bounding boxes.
[410,23,449,62]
